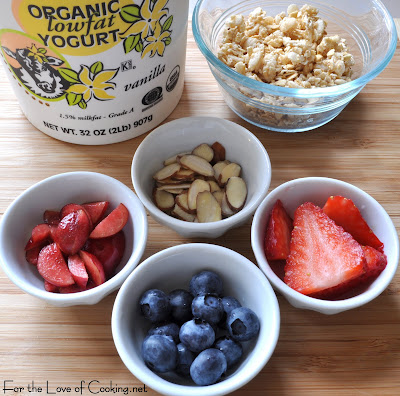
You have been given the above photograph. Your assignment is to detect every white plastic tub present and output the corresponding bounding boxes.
[0,0,188,144]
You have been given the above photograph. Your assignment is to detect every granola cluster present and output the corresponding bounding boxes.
[218,4,355,88]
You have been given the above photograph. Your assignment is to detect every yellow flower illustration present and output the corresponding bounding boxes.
[66,66,117,102]
[142,22,171,58]
[27,44,47,63]
[128,0,168,38]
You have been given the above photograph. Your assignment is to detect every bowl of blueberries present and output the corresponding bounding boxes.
[111,243,280,396]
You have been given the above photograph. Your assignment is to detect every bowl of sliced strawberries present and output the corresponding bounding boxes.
[251,177,399,315]
[131,117,271,238]
[0,171,148,306]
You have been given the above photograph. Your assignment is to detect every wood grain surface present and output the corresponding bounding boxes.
[0,20,399,396]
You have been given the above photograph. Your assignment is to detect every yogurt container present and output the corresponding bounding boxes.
[0,0,188,144]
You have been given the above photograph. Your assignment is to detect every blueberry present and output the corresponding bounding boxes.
[222,296,242,316]
[190,348,227,386]
[147,322,180,344]
[176,343,195,377]
[139,289,171,323]
[192,295,224,325]
[141,335,177,373]
[169,289,193,324]
[214,336,243,368]
[189,270,223,296]
[179,319,215,353]
[219,296,242,328]
[227,307,260,342]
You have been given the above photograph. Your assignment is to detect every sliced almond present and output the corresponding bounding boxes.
[164,152,190,166]
[221,192,235,217]
[208,180,221,193]
[153,163,181,181]
[192,143,214,163]
[172,169,195,181]
[163,157,178,167]
[158,183,191,192]
[172,204,196,222]
[196,191,222,223]
[157,178,184,185]
[213,191,224,206]
[179,155,214,177]
[155,144,247,221]
[213,160,230,181]
[226,177,247,212]
[176,192,191,213]
[162,188,184,194]
[218,163,241,186]
[153,189,175,212]
[188,179,211,213]
[211,142,226,163]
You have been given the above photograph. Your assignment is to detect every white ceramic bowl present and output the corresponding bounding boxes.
[251,177,399,315]
[0,171,148,307]
[112,243,280,396]
[131,116,271,238]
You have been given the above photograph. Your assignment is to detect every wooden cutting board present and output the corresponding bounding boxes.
[0,21,399,396]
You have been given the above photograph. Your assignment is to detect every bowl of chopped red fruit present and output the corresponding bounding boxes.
[0,172,148,306]
[251,177,399,315]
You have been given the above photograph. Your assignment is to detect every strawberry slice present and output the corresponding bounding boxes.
[25,223,51,251]
[49,224,58,241]
[44,280,58,293]
[60,203,85,219]
[37,243,75,287]
[361,246,387,281]
[53,209,91,255]
[79,250,106,286]
[89,203,129,239]
[264,200,293,260]
[26,243,47,265]
[269,260,286,281]
[312,246,388,300]
[67,254,89,289]
[82,201,109,225]
[59,284,82,294]
[84,231,125,279]
[284,202,366,297]
[60,203,93,230]
[323,196,383,252]
[86,280,96,290]
[43,210,60,226]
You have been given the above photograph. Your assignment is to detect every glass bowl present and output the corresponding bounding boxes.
[192,0,397,132]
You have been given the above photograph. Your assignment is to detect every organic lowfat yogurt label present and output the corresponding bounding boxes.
[0,0,188,144]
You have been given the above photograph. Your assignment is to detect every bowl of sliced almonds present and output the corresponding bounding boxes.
[131,117,271,238]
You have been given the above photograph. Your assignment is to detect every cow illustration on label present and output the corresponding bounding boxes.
[2,43,68,99]
[1,38,119,109]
